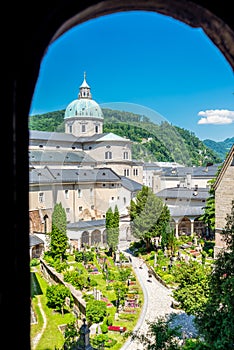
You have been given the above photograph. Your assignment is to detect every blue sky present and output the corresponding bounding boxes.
[30,11,234,142]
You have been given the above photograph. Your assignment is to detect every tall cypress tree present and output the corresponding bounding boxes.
[199,166,221,238]
[50,202,68,261]
[114,204,120,231]
[106,206,119,250]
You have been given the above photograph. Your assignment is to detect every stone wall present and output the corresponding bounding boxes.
[40,259,86,317]
[215,164,234,230]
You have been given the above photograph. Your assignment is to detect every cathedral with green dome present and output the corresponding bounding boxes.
[64,73,104,137]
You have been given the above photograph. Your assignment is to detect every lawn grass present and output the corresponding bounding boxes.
[31,269,75,350]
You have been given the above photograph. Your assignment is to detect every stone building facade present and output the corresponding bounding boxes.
[213,145,234,257]
[214,145,234,256]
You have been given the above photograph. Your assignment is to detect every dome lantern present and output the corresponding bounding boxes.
[64,73,104,137]
[78,72,92,100]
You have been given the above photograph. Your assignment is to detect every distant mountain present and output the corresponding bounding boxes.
[29,108,222,167]
[203,137,234,160]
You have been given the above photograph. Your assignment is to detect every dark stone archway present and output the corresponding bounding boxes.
[3,1,234,348]
[179,216,191,235]
[81,231,90,245]
[91,229,101,245]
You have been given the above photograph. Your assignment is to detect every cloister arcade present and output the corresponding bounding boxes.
[171,216,207,238]
[68,215,207,252]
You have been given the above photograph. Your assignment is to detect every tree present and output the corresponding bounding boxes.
[129,185,150,220]
[195,200,234,349]
[106,206,119,250]
[173,260,210,315]
[154,204,171,238]
[114,204,120,231]
[166,226,177,255]
[199,166,221,238]
[49,202,68,261]
[129,185,167,251]
[46,284,74,315]
[63,320,79,350]
[198,178,215,238]
[131,315,181,350]
[159,211,176,254]
[86,299,107,324]
[113,281,128,310]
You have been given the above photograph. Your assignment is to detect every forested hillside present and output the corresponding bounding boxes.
[29,108,222,166]
[203,137,234,160]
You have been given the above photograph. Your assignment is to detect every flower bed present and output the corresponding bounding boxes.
[101,297,109,302]
[126,301,137,307]
[127,293,137,298]
[123,308,136,313]
[108,325,126,332]
[101,297,113,307]
[189,250,200,257]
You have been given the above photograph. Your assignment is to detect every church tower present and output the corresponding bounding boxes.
[64,73,104,137]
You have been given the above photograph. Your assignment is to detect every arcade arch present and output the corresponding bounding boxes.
[194,216,205,237]
[170,216,206,238]
[103,230,107,244]
[91,230,101,245]
[29,1,233,252]
[81,231,89,245]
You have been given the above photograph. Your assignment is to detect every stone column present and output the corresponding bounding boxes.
[191,219,194,235]
[175,221,179,239]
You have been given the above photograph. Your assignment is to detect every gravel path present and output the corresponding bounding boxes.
[31,296,47,349]
[119,242,197,350]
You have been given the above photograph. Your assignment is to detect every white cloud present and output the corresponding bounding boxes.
[197,109,234,125]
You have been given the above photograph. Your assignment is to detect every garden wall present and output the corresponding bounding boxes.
[40,259,86,317]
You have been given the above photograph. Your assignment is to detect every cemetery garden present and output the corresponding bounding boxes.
[30,233,216,349]
[30,246,143,350]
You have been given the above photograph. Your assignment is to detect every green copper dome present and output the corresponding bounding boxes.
[64,98,103,119]
[64,73,104,120]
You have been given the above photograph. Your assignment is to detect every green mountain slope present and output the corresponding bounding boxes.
[29,108,222,166]
[203,138,234,160]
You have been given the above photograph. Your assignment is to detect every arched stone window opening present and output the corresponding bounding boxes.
[103,229,107,244]
[5,2,234,349]
[81,231,89,246]
[194,216,205,238]
[91,230,101,245]
[178,217,191,236]
[43,214,49,234]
